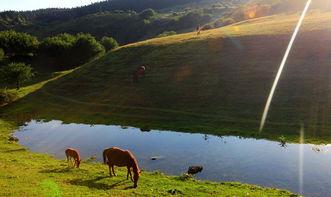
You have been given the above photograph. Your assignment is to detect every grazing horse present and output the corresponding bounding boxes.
[132,66,146,82]
[65,148,81,168]
[103,147,140,188]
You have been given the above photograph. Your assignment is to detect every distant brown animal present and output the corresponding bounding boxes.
[196,25,201,36]
[65,148,81,168]
[132,66,146,82]
[103,147,140,188]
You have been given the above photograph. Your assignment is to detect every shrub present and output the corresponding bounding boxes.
[202,24,214,30]
[139,9,157,19]
[0,89,17,105]
[100,37,119,52]
[222,17,235,26]
[156,31,177,38]
[72,33,105,64]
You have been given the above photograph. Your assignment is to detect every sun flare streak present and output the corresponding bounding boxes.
[299,125,305,195]
[259,0,312,131]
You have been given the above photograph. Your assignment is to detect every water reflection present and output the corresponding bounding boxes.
[14,120,331,197]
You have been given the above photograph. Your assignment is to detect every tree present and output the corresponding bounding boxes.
[0,30,39,57]
[139,8,157,19]
[100,36,119,52]
[38,33,76,70]
[38,33,104,70]
[72,33,105,65]
[0,63,35,90]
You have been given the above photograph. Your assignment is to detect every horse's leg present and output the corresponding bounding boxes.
[68,157,72,167]
[67,156,70,167]
[108,164,112,177]
[70,158,74,167]
[112,165,116,176]
[127,167,133,181]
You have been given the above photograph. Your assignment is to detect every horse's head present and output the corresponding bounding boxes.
[77,159,82,168]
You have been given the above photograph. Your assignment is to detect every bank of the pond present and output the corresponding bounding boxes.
[0,119,297,196]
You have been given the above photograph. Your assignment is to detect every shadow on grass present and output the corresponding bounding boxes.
[39,167,89,173]
[69,177,127,190]
[2,148,27,153]
[39,168,72,173]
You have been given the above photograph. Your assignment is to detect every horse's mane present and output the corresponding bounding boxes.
[126,150,140,174]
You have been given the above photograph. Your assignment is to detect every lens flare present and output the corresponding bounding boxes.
[259,0,312,132]
[248,11,256,19]
[299,125,305,195]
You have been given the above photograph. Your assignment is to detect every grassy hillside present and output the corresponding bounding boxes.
[3,11,331,143]
[0,73,296,196]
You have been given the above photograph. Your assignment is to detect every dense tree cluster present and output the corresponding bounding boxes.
[37,33,105,70]
[0,0,204,25]
[0,30,117,71]
[0,30,38,57]
[0,0,244,44]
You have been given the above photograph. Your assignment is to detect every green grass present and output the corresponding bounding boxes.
[4,11,330,196]
[3,12,331,144]
[0,119,297,196]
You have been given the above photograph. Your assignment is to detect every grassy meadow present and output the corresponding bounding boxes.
[1,9,331,197]
[0,74,298,196]
[3,11,331,143]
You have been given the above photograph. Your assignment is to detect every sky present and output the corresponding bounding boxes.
[0,0,103,12]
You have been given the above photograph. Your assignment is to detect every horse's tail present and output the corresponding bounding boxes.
[103,150,108,165]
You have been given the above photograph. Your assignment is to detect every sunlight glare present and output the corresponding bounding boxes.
[299,125,305,195]
[259,0,312,132]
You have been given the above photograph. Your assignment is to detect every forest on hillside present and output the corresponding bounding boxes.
[0,0,249,44]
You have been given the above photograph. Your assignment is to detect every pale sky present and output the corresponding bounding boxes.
[0,0,103,12]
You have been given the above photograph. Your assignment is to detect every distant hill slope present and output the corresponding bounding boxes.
[6,10,331,142]
[229,0,331,23]
[0,0,249,43]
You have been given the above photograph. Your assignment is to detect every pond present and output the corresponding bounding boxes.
[14,120,331,197]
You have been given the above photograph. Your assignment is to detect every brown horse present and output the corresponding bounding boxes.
[103,147,140,188]
[132,66,146,82]
[65,148,81,168]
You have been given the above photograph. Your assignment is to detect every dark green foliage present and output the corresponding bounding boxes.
[0,1,247,45]
[156,31,177,38]
[221,17,235,26]
[38,33,104,70]
[0,62,35,90]
[72,33,105,64]
[178,12,212,28]
[100,36,118,52]
[202,24,214,30]
[0,88,17,105]
[139,9,157,19]
[39,33,75,56]
[0,30,39,57]
[38,34,76,70]
[0,48,4,59]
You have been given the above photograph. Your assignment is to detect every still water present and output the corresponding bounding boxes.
[14,120,331,197]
